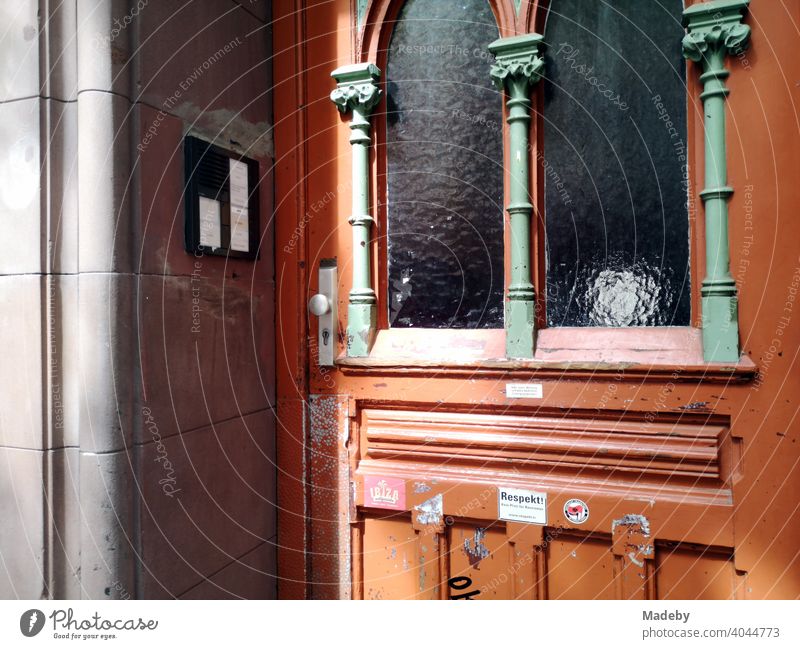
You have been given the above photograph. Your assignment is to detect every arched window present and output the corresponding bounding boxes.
[384,0,503,329]
[542,0,690,327]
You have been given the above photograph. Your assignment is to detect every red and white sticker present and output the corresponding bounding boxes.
[364,476,406,511]
[563,498,589,525]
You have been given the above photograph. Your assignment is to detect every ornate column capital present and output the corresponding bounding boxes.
[682,0,751,63]
[330,63,381,356]
[488,34,544,91]
[330,63,382,116]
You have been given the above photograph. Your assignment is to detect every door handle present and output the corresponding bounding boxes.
[308,259,337,367]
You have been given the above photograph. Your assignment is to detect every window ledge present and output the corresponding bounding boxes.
[336,327,757,383]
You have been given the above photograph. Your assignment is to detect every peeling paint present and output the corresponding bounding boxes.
[612,514,651,537]
[179,106,274,159]
[414,493,443,526]
[413,481,432,494]
[679,401,711,411]
[628,551,644,567]
[463,528,490,569]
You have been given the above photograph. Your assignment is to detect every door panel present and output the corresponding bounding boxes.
[655,544,737,600]
[448,523,514,599]
[547,533,615,600]
[362,517,419,600]
[273,0,800,600]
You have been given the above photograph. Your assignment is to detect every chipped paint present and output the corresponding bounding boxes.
[463,528,490,569]
[612,514,651,537]
[413,481,432,494]
[414,493,443,526]
[628,551,645,568]
[307,395,351,597]
[679,401,711,410]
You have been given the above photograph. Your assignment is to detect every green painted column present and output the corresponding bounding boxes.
[489,34,544,359]
[682,0,751,362]
[331,63,382,357]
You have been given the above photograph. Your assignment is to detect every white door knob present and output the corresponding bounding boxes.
[308,293,331,316]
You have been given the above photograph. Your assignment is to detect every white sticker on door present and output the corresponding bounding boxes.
[497,487,547,525]
[505,383,543,399]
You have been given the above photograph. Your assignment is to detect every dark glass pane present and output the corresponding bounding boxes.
[543,0,691,327]
[386,0,503,328]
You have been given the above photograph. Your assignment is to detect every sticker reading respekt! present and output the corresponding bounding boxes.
[364,476,406,511]
[497,487,547,525]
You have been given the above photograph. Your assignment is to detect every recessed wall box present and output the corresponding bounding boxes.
[184,135,260,260]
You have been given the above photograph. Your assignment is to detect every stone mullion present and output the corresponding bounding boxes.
[683,0,751,362]
[331,64,382,357]
[489,34,544,359]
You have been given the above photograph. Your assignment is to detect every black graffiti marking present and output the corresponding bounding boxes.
[448,576,480,600]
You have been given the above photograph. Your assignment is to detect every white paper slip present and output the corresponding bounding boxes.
[230,205,250,252]
[229,159,249,208]
[198,196,221,249]
[505,383,543,399]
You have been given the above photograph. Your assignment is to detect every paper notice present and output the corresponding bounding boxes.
[230,205,250,252]
[198,196,221,249]
[229,159,249,208]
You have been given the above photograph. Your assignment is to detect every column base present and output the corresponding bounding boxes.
[701,293,740,363]
[505,299,536,359]
[346,303,376,357]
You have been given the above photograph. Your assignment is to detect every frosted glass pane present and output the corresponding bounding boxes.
[386,0,503,328]
[543,0,691,327]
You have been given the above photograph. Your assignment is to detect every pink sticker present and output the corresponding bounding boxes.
[364,476,406,511]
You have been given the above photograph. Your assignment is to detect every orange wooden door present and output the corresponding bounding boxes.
[273,0,800,600]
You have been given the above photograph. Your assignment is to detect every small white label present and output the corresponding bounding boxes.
[230,205,250,252]
[198,196,221,249]
[505,383,543,399]
[229,159,249,208]
[498,487,547,525]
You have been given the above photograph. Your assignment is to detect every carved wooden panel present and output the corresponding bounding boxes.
[362,408,729,486]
